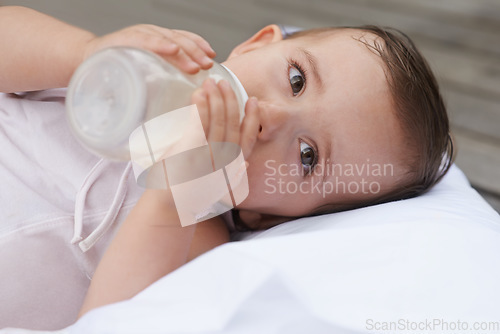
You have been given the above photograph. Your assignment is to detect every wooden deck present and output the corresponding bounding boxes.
[1,0,499,212]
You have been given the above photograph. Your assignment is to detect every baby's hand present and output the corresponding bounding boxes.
[191,79,261,162]
[83,24,216,74]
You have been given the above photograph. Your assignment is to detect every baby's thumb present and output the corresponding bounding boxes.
[240,97,260,160]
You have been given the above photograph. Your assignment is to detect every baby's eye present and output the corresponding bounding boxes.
[300,141,317,175]
[289,65,305,96]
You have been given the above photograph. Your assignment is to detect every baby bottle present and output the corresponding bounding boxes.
[66,47,249,226]
[66,46,248,160]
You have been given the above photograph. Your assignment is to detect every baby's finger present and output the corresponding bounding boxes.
[239,97,260,160]
[129,27,200,73]
[204,79,225,143]
[165,49,201,74]
[191,89,209,138]
[140,35,180,56]
[120,25,179,54]
[146,26,214,59]
[172,30,216,58]
[218,80,240,144]
[132,26,200,72]
[167,30,213,69]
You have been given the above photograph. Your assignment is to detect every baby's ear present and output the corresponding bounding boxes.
[227,24,283,59]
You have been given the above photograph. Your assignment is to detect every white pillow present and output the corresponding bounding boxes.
[6,165,499,334]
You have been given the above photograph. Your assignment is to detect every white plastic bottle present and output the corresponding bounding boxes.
[66,46,248,161]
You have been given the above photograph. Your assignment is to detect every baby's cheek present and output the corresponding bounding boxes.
[241,165,272,203]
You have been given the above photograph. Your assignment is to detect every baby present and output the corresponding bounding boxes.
[0,6,452,326]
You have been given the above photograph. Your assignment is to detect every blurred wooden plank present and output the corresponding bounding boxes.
[476,189,500,214]
[444,88,500,142]
[353,0,500,31]
[453,128,500,195]
[260,0,500,56]
[423,45,500,102]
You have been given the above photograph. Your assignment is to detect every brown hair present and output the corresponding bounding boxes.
[289,26,455,213]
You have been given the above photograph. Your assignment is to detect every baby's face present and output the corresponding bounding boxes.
[223,28,407,221]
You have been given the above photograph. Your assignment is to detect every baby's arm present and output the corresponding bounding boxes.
[78,75,262,317]
[0,6,216,92]
[78,189,229,317]
[0,6,94,92]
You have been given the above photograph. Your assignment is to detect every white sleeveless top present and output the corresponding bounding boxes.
[0,89,145,330]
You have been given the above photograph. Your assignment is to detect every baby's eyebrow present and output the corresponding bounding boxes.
[298,47,323,91]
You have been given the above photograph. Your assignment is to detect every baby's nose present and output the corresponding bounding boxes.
[257,101,290,141]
